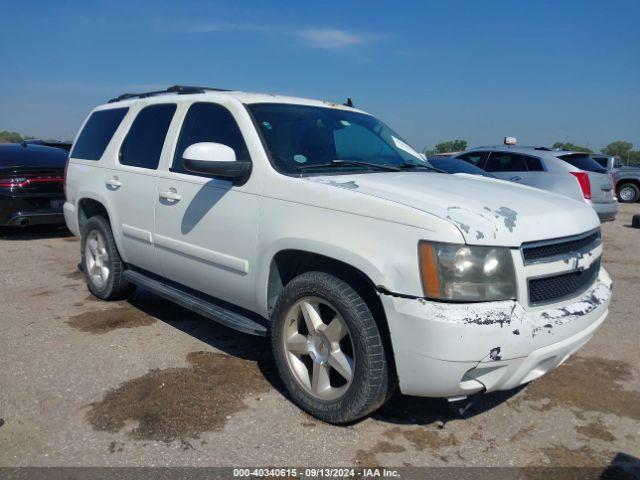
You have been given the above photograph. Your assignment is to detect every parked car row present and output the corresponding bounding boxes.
[450,146,618,222]
[57,86,612,424]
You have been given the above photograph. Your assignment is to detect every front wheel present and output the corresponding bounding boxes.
[271,271,392,423]
[617,182,640,203]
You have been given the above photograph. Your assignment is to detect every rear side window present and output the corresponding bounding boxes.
[172,102,250,174]
[525,156,544,171]
[558,154,607,173]
[485,152,527,172]
[457,151,488,168]
[120,104,177,170]
[71,108,128,160]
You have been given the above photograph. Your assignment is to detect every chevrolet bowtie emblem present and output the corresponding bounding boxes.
[570,252,594,271]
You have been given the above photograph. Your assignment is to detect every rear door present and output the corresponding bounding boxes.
[558,154,614,203]
[106,103,177,274]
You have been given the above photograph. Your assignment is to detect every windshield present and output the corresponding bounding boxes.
[247,103,427,174]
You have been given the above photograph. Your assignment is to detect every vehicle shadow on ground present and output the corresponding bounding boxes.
[126,288,269,362]
[126,288,522,427]
[372,387,524,427]
[0,225,72,240]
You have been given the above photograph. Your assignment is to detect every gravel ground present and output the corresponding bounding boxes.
[0,203,639,471]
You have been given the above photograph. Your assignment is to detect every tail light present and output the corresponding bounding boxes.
[570,172,591,199]
[0,173,64,189]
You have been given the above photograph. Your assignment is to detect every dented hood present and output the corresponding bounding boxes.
[308,172,600,247]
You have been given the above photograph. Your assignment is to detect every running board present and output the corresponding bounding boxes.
[123,270,268,336]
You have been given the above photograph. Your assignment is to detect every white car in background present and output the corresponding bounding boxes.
[64,86,612,423]
[455,146,618,222]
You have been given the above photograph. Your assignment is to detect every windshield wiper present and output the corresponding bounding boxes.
[399,162,444,173]
[296,159,401,172]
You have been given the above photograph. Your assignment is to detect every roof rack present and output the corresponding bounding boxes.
[108,85,230,103]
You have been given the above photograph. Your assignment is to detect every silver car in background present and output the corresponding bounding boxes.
[455,146,618,222]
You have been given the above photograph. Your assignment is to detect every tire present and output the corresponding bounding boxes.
[271,271,391,423]
[617,182,640,203]
[81,215,134,300]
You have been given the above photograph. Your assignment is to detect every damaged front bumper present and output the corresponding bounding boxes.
[380,268,612,398]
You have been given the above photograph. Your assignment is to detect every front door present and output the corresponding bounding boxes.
[154,101,260,310]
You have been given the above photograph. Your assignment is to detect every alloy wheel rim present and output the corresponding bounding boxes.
[85,230,110,288]
[282,296,355,400]
[619,186,635,201]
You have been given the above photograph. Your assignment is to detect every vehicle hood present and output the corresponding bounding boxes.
[306,172,600,247]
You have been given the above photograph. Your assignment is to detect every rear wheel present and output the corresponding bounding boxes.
[271,271,391,423]
[618,182,640,203]
[81,216,134,300]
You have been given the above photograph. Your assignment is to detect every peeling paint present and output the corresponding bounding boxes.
[462,311,512,327]
[306,178,359,189]
[540,284,609,320]
[425,300,524,328]
[494,207,518,232]
[446,215,470,234]
[489,347,502,361]
[445,205,518,241]
[531,282,610,337]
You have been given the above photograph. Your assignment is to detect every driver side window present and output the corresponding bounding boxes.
[172,102,250,174]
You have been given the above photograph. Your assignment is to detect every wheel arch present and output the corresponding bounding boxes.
[265,247,397,381]
[616,178,640,196]
[77,196,111,232]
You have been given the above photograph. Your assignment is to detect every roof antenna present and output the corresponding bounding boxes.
[344,97,354,108]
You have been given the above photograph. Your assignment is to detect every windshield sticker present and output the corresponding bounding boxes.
[391,136,422,160]
[293,154,307,164]
[262,121,272,130]
[340,120,351,126]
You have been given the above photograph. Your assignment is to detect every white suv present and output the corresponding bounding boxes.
[64,85,612,423]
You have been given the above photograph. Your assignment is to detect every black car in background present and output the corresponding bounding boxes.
[0,143,68,227]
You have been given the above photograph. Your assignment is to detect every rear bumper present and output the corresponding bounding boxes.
[589,200,618,222]
[381,268,612,398]
[1,195,65,226]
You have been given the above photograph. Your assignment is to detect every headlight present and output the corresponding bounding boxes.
[419,241,516,301]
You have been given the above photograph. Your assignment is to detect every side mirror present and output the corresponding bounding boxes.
[182,142,251,180]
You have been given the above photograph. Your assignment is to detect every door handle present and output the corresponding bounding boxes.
[106,177,122,189]
[510,175,523,181]
[159,188,181,201]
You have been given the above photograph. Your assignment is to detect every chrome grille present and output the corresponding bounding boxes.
[521,229,601,265]
[528,258,601,305]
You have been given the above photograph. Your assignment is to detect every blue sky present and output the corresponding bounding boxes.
[1,0,639,151]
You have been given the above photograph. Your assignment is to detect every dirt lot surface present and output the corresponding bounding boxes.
[1,204,639,471]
